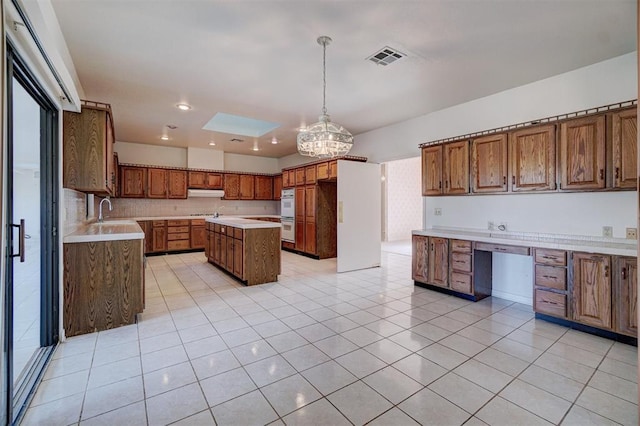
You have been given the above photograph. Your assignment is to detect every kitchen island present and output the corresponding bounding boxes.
[205,217,281,285]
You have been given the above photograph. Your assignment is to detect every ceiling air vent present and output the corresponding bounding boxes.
[229,138,245,142]
[366,46,406,66]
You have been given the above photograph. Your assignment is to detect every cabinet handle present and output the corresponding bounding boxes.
[439,181,442,189]
[503,176,506,185]
[604,265,609,278]
[512,176,515,185]
[622,267,627,280]
[599,169,604,180]
[445,180,449,189]
[615,167,620,180]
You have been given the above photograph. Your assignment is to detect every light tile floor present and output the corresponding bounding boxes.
[22,251,638,425]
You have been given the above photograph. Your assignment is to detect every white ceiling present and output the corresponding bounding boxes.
[50,0,636,159]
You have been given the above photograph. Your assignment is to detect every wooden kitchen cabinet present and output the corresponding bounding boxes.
[226,234,234,272]
[207,173,223,189]
[305,165,317,184]
[63,101,116,196]
[449,240,473,294]
[329,160,338,179]
[120,166,146,198]
[443,141,469,194]
[63,238,144,337]
[224,174,240,199]
[422,145,443,196]
[188,171,207,188]
[190,219,206,249]
[168,170,187,199]
[429,237,449,288]
[137,220,153,254]
[255,175,274,200]
[282,171,291,188]
[615,256,637,337]
[295,186,305,251]
[239,174,255,199]
[151,220,167,252]
[611,107,637,189]
[147,168,168,198]
[317,162,329,180]
[295,168,305,186]
[412,235,429,283]
[233,237,243,277]
[533,248,568,319]
[571,252,612,329]
[471,133,508,193]
[304,185,317,254]
[559,115,606,190]
[273,174,282,200]
[509,124,556,192]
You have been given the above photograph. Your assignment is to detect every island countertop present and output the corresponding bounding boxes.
[206,217,282,229]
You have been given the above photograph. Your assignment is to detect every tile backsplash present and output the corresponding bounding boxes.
[63,189,93,236]
[104,198,279,219]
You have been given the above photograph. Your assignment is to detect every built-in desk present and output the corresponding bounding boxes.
[412,228,637,341]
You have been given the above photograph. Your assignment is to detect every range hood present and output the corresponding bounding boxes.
[187,189,225,198]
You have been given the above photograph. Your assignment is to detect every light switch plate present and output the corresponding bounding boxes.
[626,228,637,240]
[434,208,442,216]
[602,226,613,238]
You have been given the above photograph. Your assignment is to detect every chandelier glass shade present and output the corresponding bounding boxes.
[297,36,353,159]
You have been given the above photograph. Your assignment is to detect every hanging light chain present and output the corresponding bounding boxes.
[321,37,328,116]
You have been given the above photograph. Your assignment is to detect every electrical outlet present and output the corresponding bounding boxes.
[498,222,508,231]
[487,221,495,231]
[434,208,442,216]
[602,226,613,238]
[626,228,637,240]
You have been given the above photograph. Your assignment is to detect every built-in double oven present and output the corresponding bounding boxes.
[280,188,295,243]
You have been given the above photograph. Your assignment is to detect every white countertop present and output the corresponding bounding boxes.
[206,217,282,229]
[130,214,281,221]
[412,227,637,257]
[64,220,144,243]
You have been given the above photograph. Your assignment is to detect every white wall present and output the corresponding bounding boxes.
[385,157,422,242]
[187,147,224,170]
[353,52,638,305]
[224,153,280,174]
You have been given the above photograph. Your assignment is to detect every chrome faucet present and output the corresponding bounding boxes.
[98,197,112,222]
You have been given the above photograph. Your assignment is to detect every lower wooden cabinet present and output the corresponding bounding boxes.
[63,239,144,337]
[571,252,612,330]
[191,221,206,249]
[411,235,429,283]
[615,256,637,337]
[152,221,167,252]
[449,240,473,294]
[533,248,568,319]
[429,237,449,288]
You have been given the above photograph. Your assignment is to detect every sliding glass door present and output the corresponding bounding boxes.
[4,44,59,424]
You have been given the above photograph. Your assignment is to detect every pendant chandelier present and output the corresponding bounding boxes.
[297,36,354,159]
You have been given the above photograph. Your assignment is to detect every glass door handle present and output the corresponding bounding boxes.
[10,219,25,262]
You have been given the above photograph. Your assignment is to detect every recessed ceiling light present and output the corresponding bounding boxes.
[166,124,177,129]
[209,142,216,146]
[176,103,191,111]
[160,135,169,141]
[271,137,278,145]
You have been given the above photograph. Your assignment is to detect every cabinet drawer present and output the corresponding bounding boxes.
[167,226,189,233]
[152,220,166,227]
[450,272,472,294]
[534,248,567,266]
[191,219,206,226]
[167,232,189,241]
[535,265,567,290]
[451,240,472,253]
[167,240,190,250]
[451,253,472,273]
[474,242,530,255]
[534,289,567,318]
[167,220,189,226]
[234,228,243,240]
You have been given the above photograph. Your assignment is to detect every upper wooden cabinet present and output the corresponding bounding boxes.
[471,134,508,193]
[167,170,187,199]
[255,175,273,200]
[317,162,329,180]
[188,171,223,189]
[329,160,338,179]
[443,141,469,194]
[273,174,282,200]
[305,165,317,184]
[571,252,611,329]
[295,168,306,186]
[611,107,637,189]
[147,168,167,198]
[120,166,146,198]
[63,102,116,195]
[239,175,255,199]
[559,115,606,190]
[422,145,443,196]
[509,124,556,192]
[224,174,240,199]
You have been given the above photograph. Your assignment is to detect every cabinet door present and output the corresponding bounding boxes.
[226,235,234,272]
[239,175,255,199]
[224,174,240,199]
[120,166,146,198]
[411,235,429,283]
[304,185,316,223]
[295,168,305,186]
[329,160,338,179]
[305,165,317,184]
[233,238,243,278]
[572,253,612,329]
[305,221,317,254]
[616,257,637,336]
[273,175,282,200]
[422,146,443,196]
[429,237,449,287]
[105,112,115,195]
[471,134,508,193]
[152,226,167,252]
[317,162,329,180]
[213,232,221,264]
[204,228,210,256]
[443,141,469,194]
[219,234,227,269]
[147,168,168,198]
[510,124,556,191]
[559,115,605,190]
[255,176,273,200]
[191,226,205,249]
[137,221,153,254]
[295,186,305,220]
[207,173,223,189]
[612,107,637,189]
[188,171,206,188]
[283,171,290,188]
[168,170,187,199]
